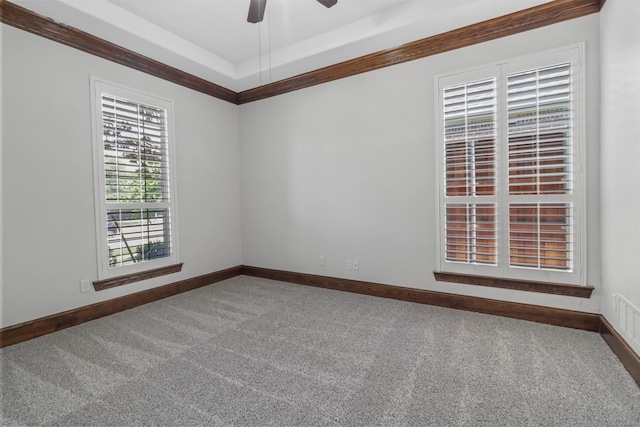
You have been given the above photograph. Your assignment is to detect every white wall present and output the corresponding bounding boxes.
[3,10,620,329]
[1,24,5,327]
[600,0,640,354]
[240,15,602,313]
[2,25,242,328]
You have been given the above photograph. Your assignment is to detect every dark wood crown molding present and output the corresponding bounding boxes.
[0,1,238,104]
[237,0,605,103]
[3,0,604,105]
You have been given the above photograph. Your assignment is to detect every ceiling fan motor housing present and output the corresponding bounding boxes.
[248,0,338,23]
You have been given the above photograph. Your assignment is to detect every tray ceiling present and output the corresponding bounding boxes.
[12,0,553,92]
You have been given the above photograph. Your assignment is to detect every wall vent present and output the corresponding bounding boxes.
[615,294,640,348]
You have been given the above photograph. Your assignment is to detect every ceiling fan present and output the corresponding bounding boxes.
[248,0,338,23]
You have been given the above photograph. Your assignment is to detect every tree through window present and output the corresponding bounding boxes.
[92,80,179,279]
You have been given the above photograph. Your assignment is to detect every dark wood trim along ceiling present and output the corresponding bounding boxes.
[237,0,605,103]
[2,0,605,105]
[1,0,606,104]
[0,1,238,104]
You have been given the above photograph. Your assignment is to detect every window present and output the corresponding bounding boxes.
[91,79,179,280]
[436,46,585,285]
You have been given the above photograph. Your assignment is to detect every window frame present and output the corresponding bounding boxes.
[435,44,587,286]
[91,77,180,281]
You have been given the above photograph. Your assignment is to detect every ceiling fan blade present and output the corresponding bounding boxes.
[317,0,337,7]
[247,0,267,23]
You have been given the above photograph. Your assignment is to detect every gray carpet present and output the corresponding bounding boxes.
[1,276,639,426]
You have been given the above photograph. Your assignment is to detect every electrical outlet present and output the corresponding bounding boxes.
[353,259,359,270]
[320,256,325,266]
[346,259,352,270]
[80,279,92,293]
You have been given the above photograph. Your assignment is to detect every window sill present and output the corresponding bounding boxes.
[433,271,594,298]
[93,263,183,291]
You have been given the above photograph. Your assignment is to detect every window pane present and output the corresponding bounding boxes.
[507,64,572,195]
[508,203,572,271]
[444,79,497,197]
[445,203,497,265]
[102,96,170,203]
[107,208,172,267]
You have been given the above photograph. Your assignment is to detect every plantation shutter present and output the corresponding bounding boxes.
[443,78,498,265]
[102,96,170,203]
[438,46,583,284]
[507,63,572,196]
[101,94,173,267]
[506,63,574,271]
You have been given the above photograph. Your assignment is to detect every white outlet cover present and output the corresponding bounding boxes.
[80,279,92,293]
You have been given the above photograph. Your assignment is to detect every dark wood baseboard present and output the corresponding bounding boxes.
[241,266,600,331]
[243,265,640,386]
[3,264,638,388]
[0,265,242,348]
[599,316,640,386]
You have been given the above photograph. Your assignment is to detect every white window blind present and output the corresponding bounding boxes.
[437,46,584,284]
[102,97,170,204]
[507,63,574,272]
[102,95,172,267]
[507,63,573,196]
[508,202,573,271]
[443,78,498,265]
[445,203,497,265]
[92,80,178,278]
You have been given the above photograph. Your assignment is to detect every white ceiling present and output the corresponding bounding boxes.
[13,0,553,92]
